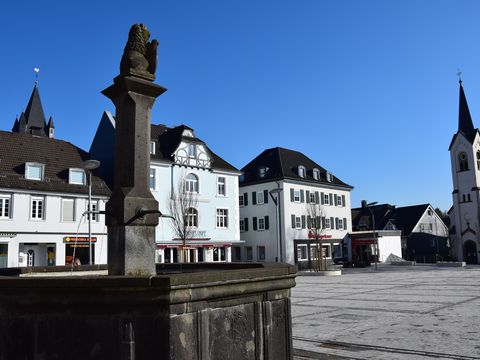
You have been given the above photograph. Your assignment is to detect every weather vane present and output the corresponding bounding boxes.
[457,69,462,83]
[33,67,40,84]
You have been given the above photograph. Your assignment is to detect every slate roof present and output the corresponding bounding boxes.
[351,203,431,237]
[449,81,479,150]
[240,147,352,188]
[0,131,110,196]
[12,85,49,137]
[150,124,238,172]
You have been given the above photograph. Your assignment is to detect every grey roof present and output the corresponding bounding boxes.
[0,131,110,196]
[449,81,479,150]
[12,84,49,137]
[240,147,352,188]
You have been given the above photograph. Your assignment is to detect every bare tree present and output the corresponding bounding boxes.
[168,173,199,263]
[307,201,326,271]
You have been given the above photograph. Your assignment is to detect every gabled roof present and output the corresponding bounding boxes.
[387,204,431,236]
[240,147,352,189]
[0,131,110,196]
[150,124,238,172]
[351,203,396,231]
[449,81,479,150]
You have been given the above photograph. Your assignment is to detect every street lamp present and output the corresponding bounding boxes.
[269,186,283,262]
[82,159,101,265]
[364,201,378,271]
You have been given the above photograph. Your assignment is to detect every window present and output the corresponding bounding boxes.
[183,129,194,137]
[232,247,242,261]
[313,169,320,180]
[258,217,265,230]
[61,198,75,222]
[213,247,226,262]
[69,169,85,185]
[258,167,268,178]
[338,218,344,230]
[186,208,198,227]
[26,163,44,181]
[185,173,199,193]
[324,193,329,205]
[297,245,308,261]
[336,195,343,206]
[150,141,156,154]
[309,192,316,203]
[239,195,244,207]
[295,216,301,229]
[217,177,226,196]
[0,195,11,219]
[0,244,7,268]
[310,217,317,229]
[240,219,245,232]
[294,190,300,202]
[257,191,265,204]
[87,201,98,221]
[298,166,306,178]
[459,152,469,171]
[188,144,197,158]
[149,168,156,190]
[246,246,253,261]
[326,171,333,182]
[325,217,331,229]
[31,197,44,220]
[257,246,266,261]
[216,209,228,228]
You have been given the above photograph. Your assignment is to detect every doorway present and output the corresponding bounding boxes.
[464,241,478,264]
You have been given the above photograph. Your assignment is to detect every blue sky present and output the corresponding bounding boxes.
[1,0,480,211]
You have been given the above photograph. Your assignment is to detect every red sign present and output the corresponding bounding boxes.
[64,236,97,243]
[307,231,332,239]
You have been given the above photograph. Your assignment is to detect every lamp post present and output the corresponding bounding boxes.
[82,159,101,265]
[365,201,378,271]
[269,186,283,262]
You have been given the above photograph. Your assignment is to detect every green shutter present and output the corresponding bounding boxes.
[342,195,346,207]
[253,217,258,231]
[329,193,333,205]
[306,191,310,203]
[343,217,347,230]
[300,190,305,203]
[330,217,334,229]
[244,193,248,206]
[291,214,296,228]
[315,191,320,204]
[244,218,249,231]
[290,188,294,202]
[320,192,324,205]
[301,215,306,229]
[334,194,338,206]
[335,217,339,229]
[307,215,311,229]
[265,216,269,230]
[252,192,257,205]
[264,189,269,204]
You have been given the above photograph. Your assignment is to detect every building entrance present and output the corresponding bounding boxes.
[464,241,478,264]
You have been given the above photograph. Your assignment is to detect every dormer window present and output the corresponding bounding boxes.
[312,168,320,180]
[188,144,197,158]
[258,167,269,178]
[25,163,44,181]
[150,141,156,155]
[69,169,85,185]
[182,129,195,138]
[298,166,306,178]
[326,171,333,182]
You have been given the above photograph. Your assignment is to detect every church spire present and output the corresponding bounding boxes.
[458,80,475,138]
[12,83,49,137]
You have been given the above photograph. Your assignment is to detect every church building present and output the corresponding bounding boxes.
[449,80,480,264]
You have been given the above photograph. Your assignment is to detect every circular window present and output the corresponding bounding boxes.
[460,152,467,161]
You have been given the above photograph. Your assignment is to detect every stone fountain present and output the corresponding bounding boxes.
[0,24,296,360]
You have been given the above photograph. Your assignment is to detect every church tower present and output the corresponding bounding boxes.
[11,84,50,137]
[449,80,480,264]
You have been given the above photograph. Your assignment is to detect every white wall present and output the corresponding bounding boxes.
[377,234,402,262]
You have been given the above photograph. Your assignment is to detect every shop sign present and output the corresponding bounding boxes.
[307,231,332,239]
[64,236,97,243]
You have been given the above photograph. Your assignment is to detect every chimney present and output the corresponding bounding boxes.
[361,200,367,208]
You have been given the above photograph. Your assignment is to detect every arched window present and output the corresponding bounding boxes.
[298,166,306,178]
[476,151,480,170]
[313,168,320,180]
[184,174,199,193]
[185,208,198,227]
[459,152,469,171]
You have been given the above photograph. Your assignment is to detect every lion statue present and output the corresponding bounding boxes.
[120,24,158,80]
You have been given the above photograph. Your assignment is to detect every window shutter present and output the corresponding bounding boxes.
[253,217,258,231]
[265,216,269,230]
[301,215,306,229]
[290,188,294,202]
[330,217,334,229]
[335,217,339,230]
[300,190,305,203]
[316,216,321,229]
[307,215,311,229]
[343,217,347,230]
[291,214,296,229]
[322,216,326,228]
[315,191,320,204]
[252,192,257,205]
[329,193,333,205]
[244,218,249,231]
[244,193,248,206]
[334,194,338,205]
[320,192,324,205]
[264,189,269,204]
[306,191,310,203]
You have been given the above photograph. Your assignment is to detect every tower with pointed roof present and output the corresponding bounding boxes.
[11,84,52,137]
[449,80,480,264]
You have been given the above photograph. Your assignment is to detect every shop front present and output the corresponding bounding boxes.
[156,243,231,263]
[64,236,96,265]
[351,238,375,267]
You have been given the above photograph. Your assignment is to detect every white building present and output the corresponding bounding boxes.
[449,80,480,264]
[90,114,242,263]
[0,85,110,268]
[238,147,353,269]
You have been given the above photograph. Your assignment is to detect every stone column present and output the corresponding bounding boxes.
[102,75,166,275]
